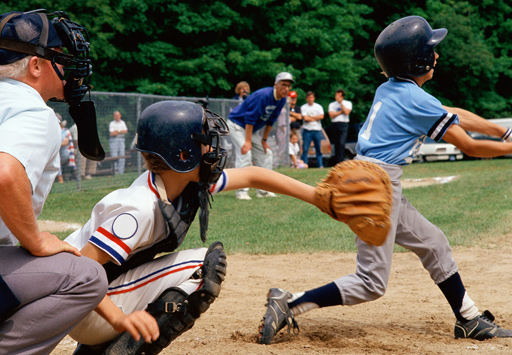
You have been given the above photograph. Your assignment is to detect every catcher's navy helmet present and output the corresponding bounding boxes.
[374,16,447,78]
[136,100,229,183]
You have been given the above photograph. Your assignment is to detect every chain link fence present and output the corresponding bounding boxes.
[48,92,290,193]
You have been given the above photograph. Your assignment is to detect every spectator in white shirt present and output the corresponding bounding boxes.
[300,91,325,168]
[109,110,128,174]
[328,89,353,163]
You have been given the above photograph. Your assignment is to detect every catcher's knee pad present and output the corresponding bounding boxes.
[103,287,195,355]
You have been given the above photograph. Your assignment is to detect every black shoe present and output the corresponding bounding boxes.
[258,288,299,345]
[454,310,512,340]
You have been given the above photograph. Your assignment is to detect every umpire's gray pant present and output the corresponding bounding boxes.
[334,156,458,305]
[0,247,107,355]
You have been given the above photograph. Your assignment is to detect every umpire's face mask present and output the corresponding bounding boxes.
[0,10,105,160]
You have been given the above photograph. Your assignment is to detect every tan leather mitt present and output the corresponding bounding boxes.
[314,160,393,246]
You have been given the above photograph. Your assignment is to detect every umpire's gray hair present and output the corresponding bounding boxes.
[0,56,31,79]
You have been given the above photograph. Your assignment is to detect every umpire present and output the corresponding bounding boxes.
[0,10,107,354]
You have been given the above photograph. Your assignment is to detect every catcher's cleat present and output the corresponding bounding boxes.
[256,190,277,198]
[258,288,299,345]
[454,310,512,340]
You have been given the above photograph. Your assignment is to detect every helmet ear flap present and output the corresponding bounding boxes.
[415,55,433,74]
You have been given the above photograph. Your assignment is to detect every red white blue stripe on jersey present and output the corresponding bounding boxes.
[106,259,204,296]
[209,171,228,195]
[148,171,160,198]
[90,226,132,265]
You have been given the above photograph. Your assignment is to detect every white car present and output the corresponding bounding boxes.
[414,139,463,163]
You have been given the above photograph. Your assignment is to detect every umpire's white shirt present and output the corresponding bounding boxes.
[0,79,61,246]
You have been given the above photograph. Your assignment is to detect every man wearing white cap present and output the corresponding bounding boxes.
[227,72,294,200]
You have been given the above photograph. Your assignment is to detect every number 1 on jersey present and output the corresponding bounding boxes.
[361,101,382,140]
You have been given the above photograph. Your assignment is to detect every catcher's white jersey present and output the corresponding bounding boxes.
[66,170,228,265]
[66,170,229,345]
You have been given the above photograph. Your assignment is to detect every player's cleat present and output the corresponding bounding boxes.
[236,191,252,200]
[454,310,512,340]
[258,288,299,345]
[256,190,277,198]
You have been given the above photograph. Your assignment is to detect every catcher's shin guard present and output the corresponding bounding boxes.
[103,242,227,355]
[103,287,194,355]
[73,342,110,355]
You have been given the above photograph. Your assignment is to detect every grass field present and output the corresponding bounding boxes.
[40,159,512,254]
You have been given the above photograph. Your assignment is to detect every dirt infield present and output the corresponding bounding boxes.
[52,238,512,355]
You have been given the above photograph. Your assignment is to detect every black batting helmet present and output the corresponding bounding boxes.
[136,100,229,184]
[374,16,447,78]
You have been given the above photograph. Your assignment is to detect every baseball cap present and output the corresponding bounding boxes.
[0,11,63,65]
[288,91,297,98]
[275,71,295,84]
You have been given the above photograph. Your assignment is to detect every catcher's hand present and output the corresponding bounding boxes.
[314,160,392,246]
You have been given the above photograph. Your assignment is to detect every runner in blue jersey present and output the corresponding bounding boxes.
[258,15,512,345]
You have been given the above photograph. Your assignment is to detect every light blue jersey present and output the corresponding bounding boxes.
[356,77,459,165]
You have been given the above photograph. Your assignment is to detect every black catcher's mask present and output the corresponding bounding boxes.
[0,9,104,160]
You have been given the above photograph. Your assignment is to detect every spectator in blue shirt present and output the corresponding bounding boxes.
[227,72,294,200]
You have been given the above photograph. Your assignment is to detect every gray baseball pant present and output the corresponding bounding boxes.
[0,247,107,355]
[334,156,459,305]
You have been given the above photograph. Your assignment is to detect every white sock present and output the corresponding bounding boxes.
[288,292,319,317]
[460,292,480,321]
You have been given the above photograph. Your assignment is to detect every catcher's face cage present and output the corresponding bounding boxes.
[0,9,92,105]
[198,108,229,185]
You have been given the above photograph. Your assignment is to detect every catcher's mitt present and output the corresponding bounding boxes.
[314,160,392,246]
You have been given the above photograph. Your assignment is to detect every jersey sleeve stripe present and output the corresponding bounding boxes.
[89,236,126,265]
[428,113,457,141]
[97,226,132,255]
[209,171,228,195]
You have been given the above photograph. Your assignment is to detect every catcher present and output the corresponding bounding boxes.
[258,15,512,345]
[67,100,390,354]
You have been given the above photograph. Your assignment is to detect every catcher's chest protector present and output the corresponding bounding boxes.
[158,182,202,251]
[103,183,201,283]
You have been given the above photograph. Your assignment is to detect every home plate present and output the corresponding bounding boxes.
[401,175,460,188]
[37,220,82,232]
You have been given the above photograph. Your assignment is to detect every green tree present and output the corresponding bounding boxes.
[1,0,511,118]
